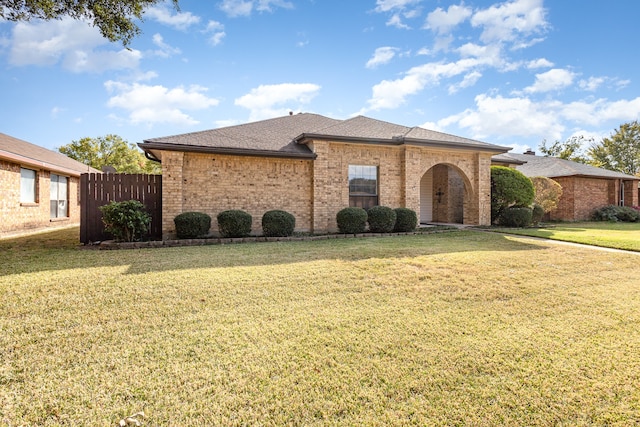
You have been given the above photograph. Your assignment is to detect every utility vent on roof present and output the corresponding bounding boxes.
[523,149,535,155]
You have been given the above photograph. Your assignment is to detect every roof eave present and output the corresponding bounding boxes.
[294,133,510,154]
[294,133,404,146]
[0,149,94,176]
[403,137,511,154]
[139,142,317,160]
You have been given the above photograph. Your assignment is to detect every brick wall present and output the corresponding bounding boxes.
[0,159,81,237]
[550,176,617,221]
[162,152,313,239]
[159,142,495,238]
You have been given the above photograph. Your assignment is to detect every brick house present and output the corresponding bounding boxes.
[139,113,510,239]
[0,133,98,238]
[493,151,639,221]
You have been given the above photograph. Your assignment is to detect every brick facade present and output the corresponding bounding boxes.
[160,140,493,239]
[0,159,81,237]
[550,176,639,221]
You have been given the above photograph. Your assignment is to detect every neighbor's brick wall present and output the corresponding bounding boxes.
[0,159,80,237]
[624,180,639,207]
[161,152,313,239]
[550,176,614,221]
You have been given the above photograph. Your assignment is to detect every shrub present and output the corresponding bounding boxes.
[367,205,397,233]
[262,210,296,237]
[592,205,640,222]
[174,212,211,239]
[99,200,151,242]
[531,203,545,225]
[498,206,533,227]
[531,176,563,213]
[217,210,252,238]
[491,166,535,223]
[393,208,418,232]
[336,207,368,234]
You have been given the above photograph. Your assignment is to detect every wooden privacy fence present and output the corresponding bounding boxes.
[80,173,162,244]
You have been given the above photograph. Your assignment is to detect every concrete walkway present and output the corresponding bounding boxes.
[486,230,640,256]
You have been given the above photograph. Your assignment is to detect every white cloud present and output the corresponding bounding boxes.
[235,83,321,121]
[471,0,547,45]
[527,58,553,69]
[205,21,226,46]
[105,80,220,125]
[559,97,640,126]
[366,47,399,69]
[425,4,472,35]
[150,33,181,58]
[448,71,482,94]
[444,94,565,140]
[220,0,293,17]
[524,68,575,93]
[144,3,200,30]
[8,18,141,72]
[374,0,421,13]
[578,76,605,92]
[386,13,411,29]
[361,57,494,112]
[428,93,640,143]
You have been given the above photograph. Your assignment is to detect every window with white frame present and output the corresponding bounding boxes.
[50,174,68,218]
[348,165,378,209]
[20,168,37,203]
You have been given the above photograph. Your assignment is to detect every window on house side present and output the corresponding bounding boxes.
[50,174,68,218]
[348,165,378,209]
[20,168,37,203]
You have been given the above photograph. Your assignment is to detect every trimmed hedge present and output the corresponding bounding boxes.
[262,210,296,237]
[591,205,640,222]
[531,203,545,225]
[393,208,417,232]
[336,207,368,234]
[367,206,397,233]
[498,206,533,227]
[174,212,211,239]
[217,209,252,238]
[491,166,535,223]
[99,200,150,242]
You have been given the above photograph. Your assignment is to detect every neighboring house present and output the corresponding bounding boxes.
[0,133,98,237]
[139,113,510,239]
[493,151,640,221]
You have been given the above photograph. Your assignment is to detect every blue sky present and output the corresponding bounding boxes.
[2,0,640,154]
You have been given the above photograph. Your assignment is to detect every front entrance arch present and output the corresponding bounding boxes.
[419,164,469,224]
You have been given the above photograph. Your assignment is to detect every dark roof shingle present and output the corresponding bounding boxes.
[505,153,639,180]
[141,113,510,157]
[0,133,97,175]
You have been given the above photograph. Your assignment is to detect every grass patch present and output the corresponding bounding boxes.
[1,227,640,425]
[492,221,640,252]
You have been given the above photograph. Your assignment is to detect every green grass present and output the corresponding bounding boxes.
[1,227,640,425]
[492,221,640,251]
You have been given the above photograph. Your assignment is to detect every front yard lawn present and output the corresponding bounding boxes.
[492,221,640,252]
[1,227,639,425]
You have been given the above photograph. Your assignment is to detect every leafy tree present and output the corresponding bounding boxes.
[490,166,535,223]
[0,0,178,45]
[59,135,161,174]
[538,135,591,163]
[588,121,640,176]
[530,176,563,213]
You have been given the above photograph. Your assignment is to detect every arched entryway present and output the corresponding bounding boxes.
[420,164,469,224]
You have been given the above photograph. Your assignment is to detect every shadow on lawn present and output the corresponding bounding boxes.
[0,226,550,276]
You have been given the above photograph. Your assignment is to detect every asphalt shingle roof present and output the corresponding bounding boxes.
[0,133,97,175]
[505,153,639,180]
[141,113,510,157]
